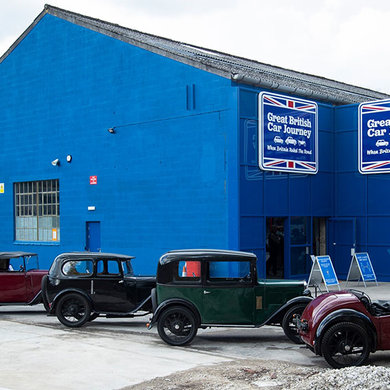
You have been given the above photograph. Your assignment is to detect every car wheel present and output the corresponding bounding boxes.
[282,304,307,344]
[56,293,91,328]
[321,322,370,368]
[157,306,198,346]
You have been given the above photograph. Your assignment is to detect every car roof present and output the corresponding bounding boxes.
[0,252,38,259]
[55,252,135,261]
[159,249,256,265]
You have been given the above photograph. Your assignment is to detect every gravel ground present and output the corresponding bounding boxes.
[122,360,390,390]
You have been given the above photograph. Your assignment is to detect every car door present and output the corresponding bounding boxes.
[0,257,27,303]
[92,259,132,312]
[200,260,255,325]
[0,270,27,302]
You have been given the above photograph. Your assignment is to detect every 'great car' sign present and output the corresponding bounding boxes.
[359,98,390,174]
[258,92,318,174]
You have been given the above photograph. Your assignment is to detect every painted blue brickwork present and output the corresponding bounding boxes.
[0,15,237,274]
[333,105,390,281]
[238,87,335,278]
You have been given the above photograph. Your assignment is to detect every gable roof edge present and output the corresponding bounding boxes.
[0,7,49,64]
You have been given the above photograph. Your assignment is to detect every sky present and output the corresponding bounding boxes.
[1,0,390,94]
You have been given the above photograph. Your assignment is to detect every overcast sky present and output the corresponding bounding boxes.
[1,0,390,94]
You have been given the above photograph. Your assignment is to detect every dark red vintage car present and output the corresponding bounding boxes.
[0,252,48,308]
[298,290,390,368]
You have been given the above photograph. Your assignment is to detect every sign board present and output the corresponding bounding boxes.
[0,183,4,194]
[308,255,340,292]
[258,91,318,174]
[359,98,390,174]
[89,176,97,185]
[346,252,378,287]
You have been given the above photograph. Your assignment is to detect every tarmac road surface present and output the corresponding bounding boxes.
[1,283,390,389]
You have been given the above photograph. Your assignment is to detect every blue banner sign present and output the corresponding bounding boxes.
[359,99,390,174]
[258,92,318,174]
[355,252,376,281]
[316,255,339,286]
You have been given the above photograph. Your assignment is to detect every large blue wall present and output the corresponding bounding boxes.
[334,105,390,281]
[0,15,238,273]
[238,87,335,278]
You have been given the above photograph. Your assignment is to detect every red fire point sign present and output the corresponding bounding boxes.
[90,176,97,185]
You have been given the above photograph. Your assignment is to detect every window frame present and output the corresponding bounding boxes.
[14,179,60,242]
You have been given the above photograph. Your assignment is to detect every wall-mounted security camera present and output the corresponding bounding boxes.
[51,159,60,166]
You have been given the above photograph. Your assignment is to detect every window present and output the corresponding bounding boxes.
[14,179,60,242]
[175,260,201,282]
[97,260,121,276]
[62,260,93,276]
[207,261,251,282]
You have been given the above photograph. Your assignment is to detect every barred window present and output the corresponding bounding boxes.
[14,180,60,242]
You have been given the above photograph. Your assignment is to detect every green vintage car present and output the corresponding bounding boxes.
[148,249,312,346]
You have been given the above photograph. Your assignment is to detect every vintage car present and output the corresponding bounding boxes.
[297,290,390,368]
[42,252,156,327]
[147,249,312,346]
[0,252,48,309]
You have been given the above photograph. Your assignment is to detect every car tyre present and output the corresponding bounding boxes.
[157,306,198,346]
[56,293,91,328]
[40,275,51,312]
[282,304,307,344]
[321,321,370,368]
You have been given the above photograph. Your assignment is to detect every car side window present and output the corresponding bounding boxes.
[9,257,25,272]
[207,261,251,283]
[62,260,93,276]
[97,260,121,276]
[175,261,201,283]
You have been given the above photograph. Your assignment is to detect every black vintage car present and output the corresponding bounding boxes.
[42,252,156,327]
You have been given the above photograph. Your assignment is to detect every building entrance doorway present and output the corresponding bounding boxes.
[266,217,285,279]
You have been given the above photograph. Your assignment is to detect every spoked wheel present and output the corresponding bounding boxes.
[56,293,91,328]
[282,304,307,344]
[157,306,198,346]
[321,322,370,368]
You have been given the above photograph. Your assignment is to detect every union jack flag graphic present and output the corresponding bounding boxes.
[259,92,318,174]
[263,158,317,172]
[361,100,390,114]
[361,161,390,172]
[263,94,317,114]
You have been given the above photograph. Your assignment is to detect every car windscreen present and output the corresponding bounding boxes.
[121,260,134,276]
[25,255,39,271]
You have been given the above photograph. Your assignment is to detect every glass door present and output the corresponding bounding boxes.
[288,216,312,279]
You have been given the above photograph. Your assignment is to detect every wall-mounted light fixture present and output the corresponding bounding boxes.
[108,127,116,134]
[51,159,60,166]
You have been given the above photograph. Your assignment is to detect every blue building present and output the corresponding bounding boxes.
[1,5,390,280]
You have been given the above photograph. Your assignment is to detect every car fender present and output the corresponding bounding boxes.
[265,295,313,325]
[148,298,201,329]
[49,288,93,314]
[315,308,377,354]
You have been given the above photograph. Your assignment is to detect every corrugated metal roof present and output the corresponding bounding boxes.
[2,4,389,105]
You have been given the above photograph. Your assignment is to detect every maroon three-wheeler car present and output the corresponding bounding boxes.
[298,290,390,368]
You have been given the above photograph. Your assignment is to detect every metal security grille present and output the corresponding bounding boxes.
[14,179,60,242]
